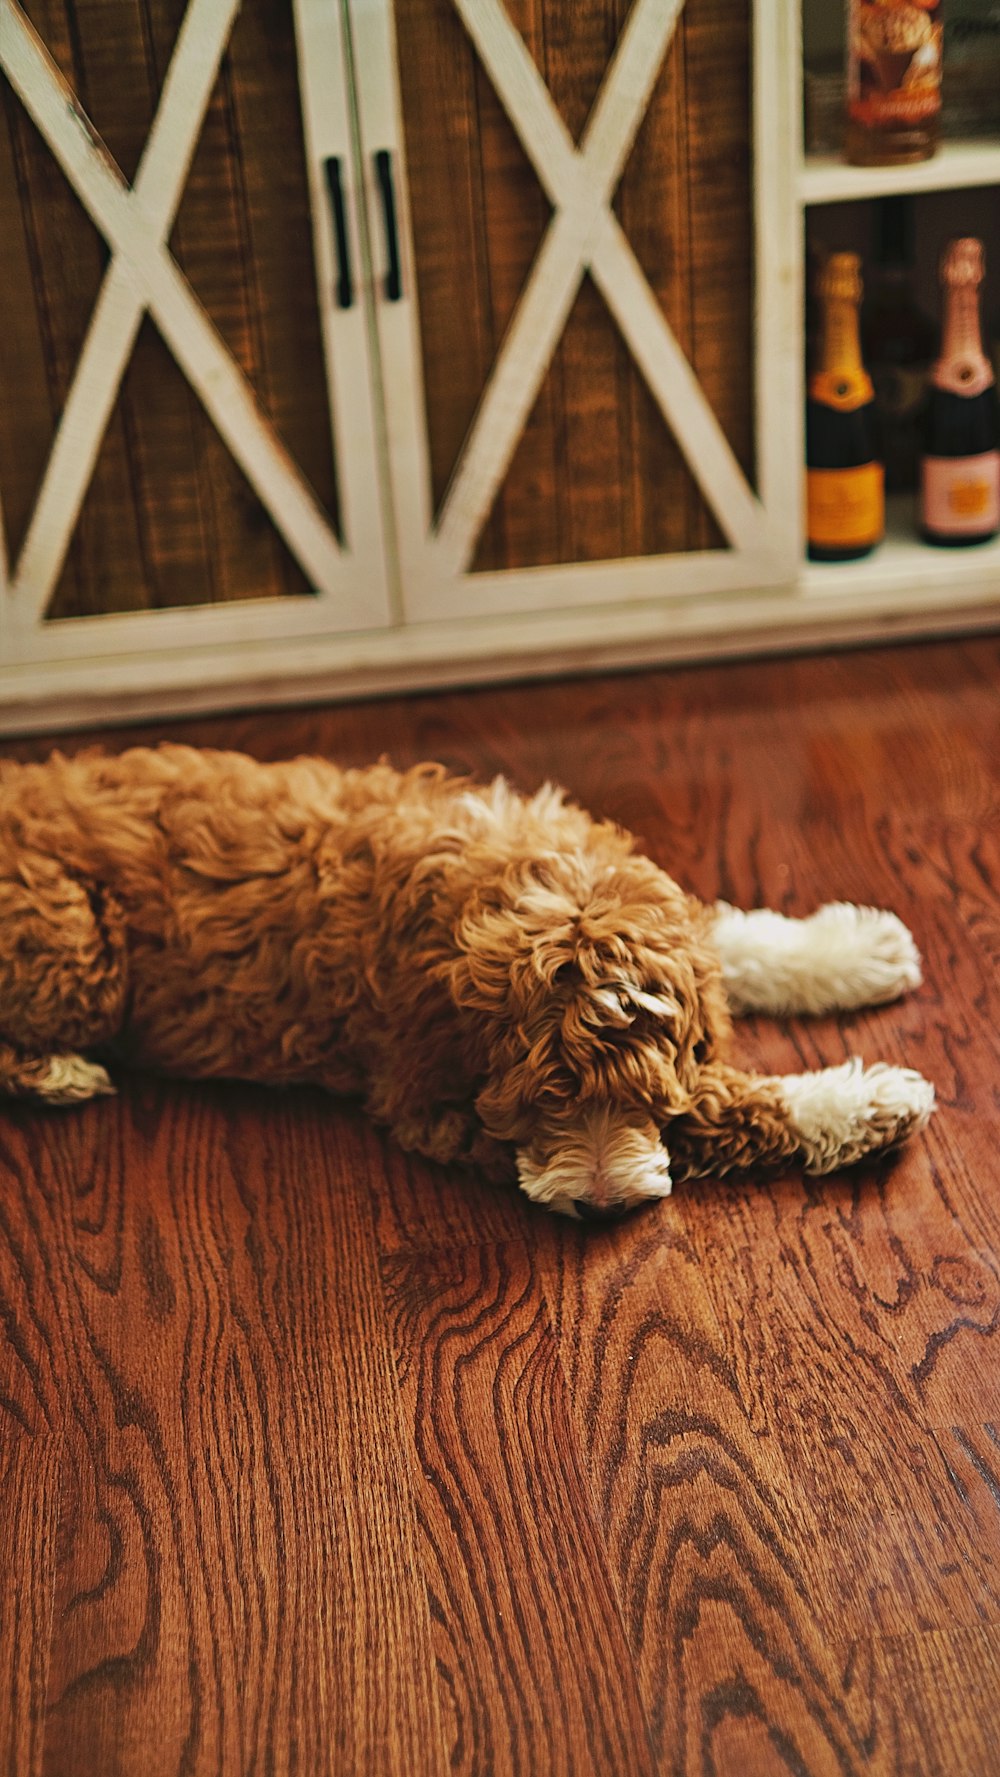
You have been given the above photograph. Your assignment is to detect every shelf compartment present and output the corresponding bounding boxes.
[802,494,1000,599]
[798,140,1000,207]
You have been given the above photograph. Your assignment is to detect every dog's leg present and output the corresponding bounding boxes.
[711,902,922,1016]
[0,869,127,1103]
[665,1059,934,1183]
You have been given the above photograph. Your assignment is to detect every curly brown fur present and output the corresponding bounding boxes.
[0,745,933,1216]
[664,1064,804,1183]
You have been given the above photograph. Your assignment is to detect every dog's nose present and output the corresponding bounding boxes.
[572,1198,629,1222]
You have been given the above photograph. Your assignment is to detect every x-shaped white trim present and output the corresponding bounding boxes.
[432,0,767,578]
[0,0,343,625]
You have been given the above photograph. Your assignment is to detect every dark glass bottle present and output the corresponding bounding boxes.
[920,238,1000,547]
[806,252,885,562]
[863,196,936,493]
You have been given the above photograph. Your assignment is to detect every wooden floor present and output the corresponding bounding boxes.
[2,637,999,1776]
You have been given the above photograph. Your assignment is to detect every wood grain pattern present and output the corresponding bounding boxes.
[1,0,332,618]
[1,633,999,1772]
[396,0,752,572]
[0,1433,59,1777]
[0,1086,447,1774]
[380,1239,655,1774]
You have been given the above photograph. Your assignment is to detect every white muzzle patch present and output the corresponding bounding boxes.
[516,1107,672,1219]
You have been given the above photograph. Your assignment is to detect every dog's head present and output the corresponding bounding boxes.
[447,843,726,1218]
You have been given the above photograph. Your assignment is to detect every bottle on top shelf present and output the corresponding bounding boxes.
[845,0,943,167]
[862,196,936,494]
[806,251,885,562]
[920,237,1000,547]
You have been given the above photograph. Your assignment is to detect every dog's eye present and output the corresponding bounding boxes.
[555,960,586,993]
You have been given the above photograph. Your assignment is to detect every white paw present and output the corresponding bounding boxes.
[778,1059,935,1174]
[714,901,922,1016]
[39,1054,117,1105]
[803,903,923,1011]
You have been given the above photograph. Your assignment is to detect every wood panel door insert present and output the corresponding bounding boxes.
[0,0,392,666]
[351,0,797,623]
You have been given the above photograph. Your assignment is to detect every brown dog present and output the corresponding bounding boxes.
[0,745,933,1218]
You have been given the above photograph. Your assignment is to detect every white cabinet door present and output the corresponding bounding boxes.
[0,0,393,692]
[349,0,800,626]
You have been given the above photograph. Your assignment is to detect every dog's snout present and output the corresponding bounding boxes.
[572,1198,629,1223]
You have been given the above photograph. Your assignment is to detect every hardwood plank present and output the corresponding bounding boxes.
[533,1210,891,1775]
[365,1113,529,1258]
[0,1435,59,1777]
[875,1625,1000,1776]
[379,1237,655,1775]
[2,635,1000,1771]
[933,1423,1000,1543]
[0,1083,446,1775]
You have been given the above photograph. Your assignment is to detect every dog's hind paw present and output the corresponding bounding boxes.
[777,1059,934,1174]
[806,902,923,1010]
[714,901,923,1016]
[37,1054,117,1105]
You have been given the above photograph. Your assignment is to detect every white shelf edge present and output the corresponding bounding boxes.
[798,139,1000,206]
[1,567,997,737]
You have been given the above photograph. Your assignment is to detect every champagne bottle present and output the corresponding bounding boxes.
[806,252,884,562]
[920,238,1000,547]
[863,196,936,493]
[845,0,943,167]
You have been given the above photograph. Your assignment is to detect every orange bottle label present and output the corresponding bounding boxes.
[807,464,885,549]
[847,0,943,126]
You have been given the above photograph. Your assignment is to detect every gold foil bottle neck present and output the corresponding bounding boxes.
[815,252,863,307]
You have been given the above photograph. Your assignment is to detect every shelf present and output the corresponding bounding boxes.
[798,139,1000,206]
[802,495,1000,598]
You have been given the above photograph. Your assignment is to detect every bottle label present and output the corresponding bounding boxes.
[807,464,885,549]
[922,453,1000,535]
[847,1,943,126]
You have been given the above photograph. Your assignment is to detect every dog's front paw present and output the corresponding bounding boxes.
[777,1058,934,1174]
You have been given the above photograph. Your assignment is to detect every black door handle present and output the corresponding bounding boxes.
[323,155,353,309]
[375,149,402,302]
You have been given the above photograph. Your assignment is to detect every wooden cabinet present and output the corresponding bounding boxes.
[0,0,394,704]
[354,0,792,623]
[0,0,996,733]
